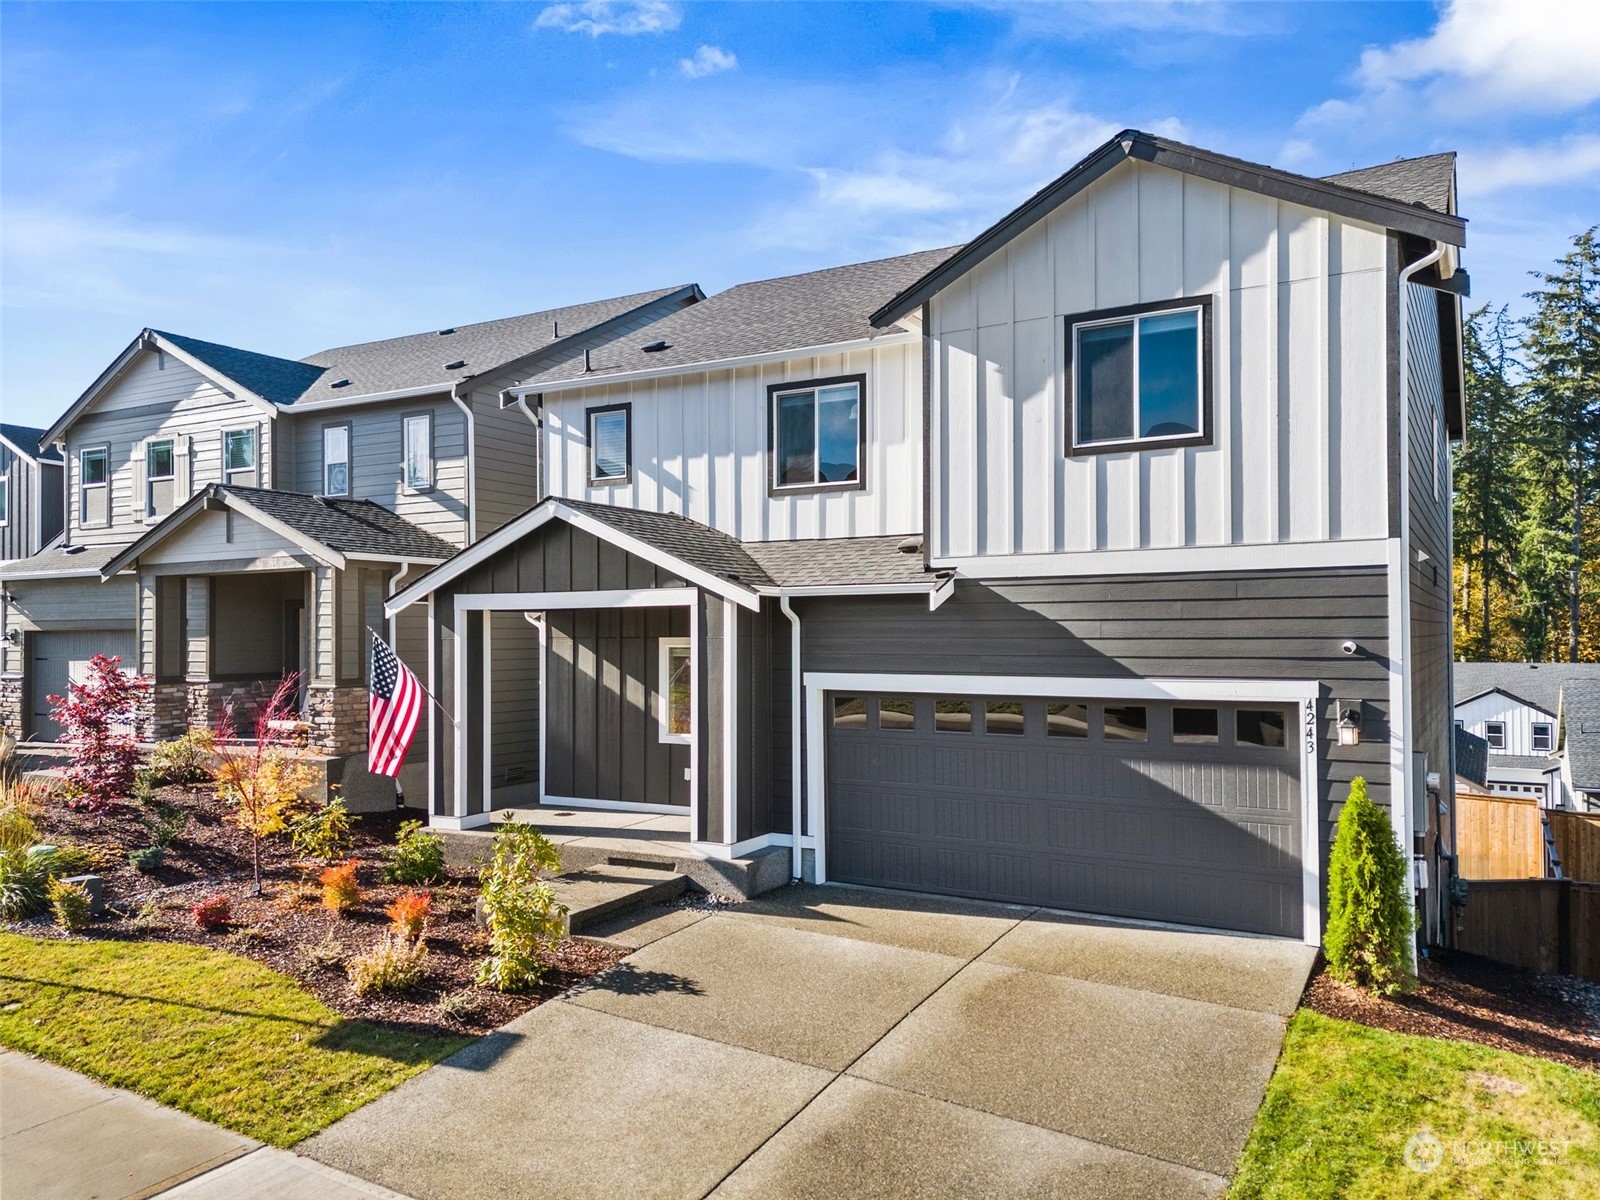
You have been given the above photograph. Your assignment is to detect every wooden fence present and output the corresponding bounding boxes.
[1549,810,1600,882]
[1456,794,1544,879]
[1453,879,1600,982]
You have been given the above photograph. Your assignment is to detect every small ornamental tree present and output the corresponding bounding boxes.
[477,817,567,992]
[47,654,148,810]
[212,675,318,894]
[1324,776,1415,995]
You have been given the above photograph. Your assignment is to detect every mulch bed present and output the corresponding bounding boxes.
[1302,950,1600,1072]
[13,784,626,1036]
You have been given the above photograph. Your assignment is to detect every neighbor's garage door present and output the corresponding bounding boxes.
[30,631,137,741]
[825,693,1304,938]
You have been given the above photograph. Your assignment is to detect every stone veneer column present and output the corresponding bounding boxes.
[305,684,368,755]
[0,677,23,736]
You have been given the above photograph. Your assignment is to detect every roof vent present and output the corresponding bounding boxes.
[583,349,593,373]
[897,535,923,554]
[330,378,351,389]
[64,544,86,555]
[438,328,456,336]
[552,320,560,338]
[643,340,669,353]
[444,359,467,371]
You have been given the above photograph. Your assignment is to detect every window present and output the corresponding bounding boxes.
[587,404,631,486]
[1068,297,1210,454]
[224,428,256,486]
[403,414,432,491]
[80,446,109,526]
[0,475,7,526]
[1104,705,1148,741]
[658,638,691,743]
[832,696,866,728]
[1532,722,1553,753]
[1484,721,1506,749]
[1046,702,1088,738]
[984,701,1025,735]
[878,697,915,731]
[1237,709,1287,748]
[1173,707,1219,744]
[770,374,864,492]
[145,439,175,518]
[934,698,972,732]
[322,425,350,496]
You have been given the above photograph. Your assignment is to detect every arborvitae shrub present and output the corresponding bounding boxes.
[1324,776,1414,995]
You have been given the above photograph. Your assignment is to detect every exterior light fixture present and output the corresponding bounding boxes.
[1337,704,1362,747]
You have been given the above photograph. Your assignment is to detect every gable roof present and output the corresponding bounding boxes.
[1453,662,1600,722]
[872,129,1468,328]
[1455,725,1489,787]
[152,331,327,406]
[1558,679,1600,791]
[0,539,125,581]
[0,424,61,463]
[512,249,959,394]
[1322,152,1456,215]
[1454,685,1557,719]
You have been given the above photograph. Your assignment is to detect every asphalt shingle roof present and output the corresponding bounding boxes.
[0,541,125,579]
[1558,679,1600,790]
[154,331,328,406]
[1455,726,1489,787]
[517,248,961,390]
[1454,662,1600,719]
[0,424,60,463]
[1321,152,1456,215]
[558,499,776,586]
[220,486,459,561]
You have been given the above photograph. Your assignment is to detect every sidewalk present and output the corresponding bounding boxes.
[0,1050,412,1200]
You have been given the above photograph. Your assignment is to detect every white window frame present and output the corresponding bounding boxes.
[768,375,865,494]
[0,473,8,527]
[1484,721,1506,749]
[223,428,257,486]
[657,636,692,745]
[322,423,351,497]
[1068,298,1209,454]
[145,438,176,519]
[1531,722,1553,753]
[403,412,433,493]
[79,445,110,526]
[586,404,631,487]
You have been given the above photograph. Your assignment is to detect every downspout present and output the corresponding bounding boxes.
[450,386,477,542]
[780,593,803,881]
[514,393,544,499]
[385,562,411,646]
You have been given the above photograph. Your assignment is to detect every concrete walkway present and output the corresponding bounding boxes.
[0,1051,412,1200]
[303,885,1317,1200]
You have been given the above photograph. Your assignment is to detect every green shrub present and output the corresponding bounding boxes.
[386,820,445,885]
[148,729,216,786]
[142,803,187,849]
[0,808,64,919]
[476,817,566,992]
[128,845,166,873]
[47,877,93,931]
[291,796,357,863]
[347,933,428,995]
[1324,776,1414,995]
[130,769,159,805]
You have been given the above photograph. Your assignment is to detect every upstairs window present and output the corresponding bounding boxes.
[587,404,631,486]
[80,446,109,526]
[0,474,8,526]
[1532,722,1553,753]
[224,428,257,486]
[403,413,433,492]
[323,424,350,496]
[1484,721,1506,749]
[146,439,175,518]
[770,374,864,492]
[1068,297,1210,454]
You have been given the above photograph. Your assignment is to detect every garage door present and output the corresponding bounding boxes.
[825,692,1304,938]
[30,631,137,741]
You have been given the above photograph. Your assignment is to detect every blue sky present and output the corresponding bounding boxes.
[3,1,1598,429]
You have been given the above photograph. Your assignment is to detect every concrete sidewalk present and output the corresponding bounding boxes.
[0,1050,411,1200]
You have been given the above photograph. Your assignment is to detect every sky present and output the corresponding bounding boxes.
[3,0,1598,430]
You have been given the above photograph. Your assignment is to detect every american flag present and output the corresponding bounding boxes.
[369,631,422,777]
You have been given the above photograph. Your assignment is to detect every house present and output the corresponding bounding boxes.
[389,130,1467,951]
[1453,661,1600,812]
[0,285,701,805]
[0,425,65,563]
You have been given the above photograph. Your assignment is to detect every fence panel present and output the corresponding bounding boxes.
[1549,810,1600,882]
[1453,879,1600,983]
[1456,795,1543,880]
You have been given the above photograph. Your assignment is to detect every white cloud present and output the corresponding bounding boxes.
[1461,133,1600,195]
[534,1,680,37]
[679,45,737,79]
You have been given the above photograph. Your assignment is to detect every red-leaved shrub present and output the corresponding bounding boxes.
[384,890,432,940]
[320,860,361,916]
[47,654,148,810]
[191,893,231,931]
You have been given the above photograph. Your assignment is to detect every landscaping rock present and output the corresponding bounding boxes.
[62,874,105,916]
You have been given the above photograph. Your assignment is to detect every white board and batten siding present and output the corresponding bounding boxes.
[540,340,922,542]
[1455,691,1556,759]
[929,159,1391,566]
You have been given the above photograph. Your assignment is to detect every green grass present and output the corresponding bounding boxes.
[0,933,471,1146]
[1230,1009,1600,1199]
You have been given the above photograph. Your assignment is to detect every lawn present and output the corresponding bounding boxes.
[0,932,472,1146]
[1230,1009,1600,1199]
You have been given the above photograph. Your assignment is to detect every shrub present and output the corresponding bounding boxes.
[320,859,361,916]
[437,989,481,1023]
[291,795,357,863]
[127,845,166,873]
[1324,776,1415,995]
[384,889,432,940]
[476,817,566,992]
[0,807,66,919]
[142,803,187,848]
[386,820,446,885]
[191,893,231,931]
[212,676,318,894]
[47,654,148,810]
[305,931,345,970]
[347,933,428,996]
[48,877,93,931]
[148,729,216,786]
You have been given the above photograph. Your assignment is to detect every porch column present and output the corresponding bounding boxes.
[696,592,741,847]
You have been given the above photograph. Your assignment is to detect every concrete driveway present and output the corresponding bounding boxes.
[303,886,1316,1200]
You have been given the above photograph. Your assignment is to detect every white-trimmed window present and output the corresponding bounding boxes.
[1484,721,1506,749]
[0,473,8,527]
[146,439,175,518]
[770,374,864,492]
[323,424,350,496]
[658,637,691,744]
[587,404,631,486]
[224,428,257,486]
[403,413,432,491]
[80,446,109,526]
[1068,296,1210,454]
[1532,722,1553,753]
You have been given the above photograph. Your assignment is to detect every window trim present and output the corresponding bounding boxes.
[657,636,692,745]
[1483,720,1506,750]
[79,445,110,527]
[0,472,8,527]
[402,411,434,493]
[144,438,176,521]
[223,427,257,485]
[1064,294,1213,457]
[767,373,867,495]
[586,402,632,488]
[322,422,351,497]
[1532,722,1553,753]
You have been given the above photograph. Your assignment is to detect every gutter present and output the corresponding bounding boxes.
[780,593,803,882]
[450,384,477,542]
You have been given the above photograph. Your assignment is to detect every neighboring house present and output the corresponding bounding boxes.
[0,424,65,562]
[391,130,1467,951]
[0,285,701,807]
[1453,661,1600,812]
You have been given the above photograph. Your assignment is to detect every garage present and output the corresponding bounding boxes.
[29,630,137,741]
[824,691,1306,938]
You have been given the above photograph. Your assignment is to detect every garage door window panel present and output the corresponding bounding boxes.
[1173,707,1219,744]
[832,695,866,729]
[983,701,1026,735]
[934,699,973,733]
[1104,705,1147,742]
[877,697,916,731]
[1046,702,1089,738]
[1237,709,1287,748]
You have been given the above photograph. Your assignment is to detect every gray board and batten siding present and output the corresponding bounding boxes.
[0,439,63,562]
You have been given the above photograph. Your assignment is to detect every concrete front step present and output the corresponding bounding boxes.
[551,863,689,935]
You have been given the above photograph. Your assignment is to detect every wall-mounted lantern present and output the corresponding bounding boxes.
[1337,703,1362,747]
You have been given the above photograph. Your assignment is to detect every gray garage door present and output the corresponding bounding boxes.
[30,631,137,741]
[825,693,1304,938]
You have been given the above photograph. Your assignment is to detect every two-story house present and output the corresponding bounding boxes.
[1453,661,1600,811]
[0,425,64,564]
[390,130,1467,952]
[0,286,700,804]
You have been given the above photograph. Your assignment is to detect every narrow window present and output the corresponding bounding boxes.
[587,405,631,486]
[1237,709,1287,748]
[1046,702,1088,738]
[146,439,175,518]
[403,414,432,491]
[323,425,350,496]
[80,446,109,525]
[770,376,863,491]
[934,699,973,733]
[832,696,866,729]
[877,697,915,731]
[984,701,1025,735]
[1069,298,1209,454]
[223,428,256,486]
[0,474,8,526]
[1173,707,1219,744]
[1484,721,1506,750]
[658,638,692,743]
[1103,705,1148,742]
[1531,722,1553,753]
